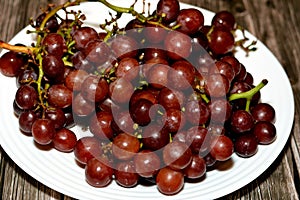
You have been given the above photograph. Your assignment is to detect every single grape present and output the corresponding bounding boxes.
[44,107,67,130]
[74,136,103,165]
[114,160,139,188]
[18,110,38,134]
[156,0,180,23]
[89,111,114,140]
[85,157,113,187]
[210,135,233,161]
[230,110,254,133]
[109,78,134,104]
[129,98,154,126]
[185,126,210,155]
[81,75,109,103]
[156,167,184,195]
[134,150,161,178]
[83,39,112,66]
[17,69,38,87]
[53,128,77,152]
[164,30,192,60]
[142,124,170,151]
[145,63,170,89]
[208,28,235,56]
[42,33,67,58]
[0,51,25,77]
[115,57,140,81]
[183,154,206,179]
[65,69,89,92]
[252,121,276,144]
[72,27,100,50]
[162,108,186,133]
[110,34,139,59]
[47,84,72,109]
[234,133,258,158]
[185,100,210,125]
[15,84,38,110]
[163,141,192,170]
[176,8,204,35]
[72,92,95,117]
[112,133,140,160]
[251,103,276,123]
[212,11,236,31]
[31,118,56,145]
[168,60,195,90]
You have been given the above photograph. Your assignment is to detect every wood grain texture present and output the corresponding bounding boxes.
[0,0,299,199]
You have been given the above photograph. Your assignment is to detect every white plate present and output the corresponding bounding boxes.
[0,1,295,200]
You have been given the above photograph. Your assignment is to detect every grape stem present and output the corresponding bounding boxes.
[228,79,268,112]
[98,0,147,22]
[0,40,36,54]
[36,0,83,47]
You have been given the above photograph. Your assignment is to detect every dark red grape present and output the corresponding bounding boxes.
[142,124,169,151]
[18,110,38,134]
[212,11,236,31]
[252,121,276,144]
[15,85,38,110]
[134,150,161,178]
[112,133,140,160]
[234,133,258,158]
[89,111,114,140]
[130,98,154,126]
[110,34,139,59]
[185,100,210,125]
[164,30,192,60]
[0,51,25,77]
[177,8,204,35]
[230,110,254,133]
[42,54,65,81]
[185,126,210,155]
[74,136,103,165]
[85,157,113,187]
[156,167,184,195]
[72,27,100,50]
[156,0,180,23]
[145,63,170,89]
[163,141,192,170]
[31,118,56,145]
[45,107,66,130]
[53,128,77,152]
[47,84,72,109]
[162,108,186,133]
[42,33,67,58]
[83,39,111,66]
[251,103,276,123]
[168,60,195,90]
[65,69,89,91]
[114,160,139,188]
[208,28,235,56]
[81,75,109,103]
[183,154,206,179]
[210,135,233,161]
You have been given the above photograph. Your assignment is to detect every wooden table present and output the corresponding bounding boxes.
[0,0,299,199]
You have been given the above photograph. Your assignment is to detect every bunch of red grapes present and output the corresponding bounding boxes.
[0,0,277,195]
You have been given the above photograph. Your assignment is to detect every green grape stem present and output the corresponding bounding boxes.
[98,0,147,22]
[228,79,268,112]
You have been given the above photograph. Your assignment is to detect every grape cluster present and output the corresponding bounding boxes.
[0,0,276,196]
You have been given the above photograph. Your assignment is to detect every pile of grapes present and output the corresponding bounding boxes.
[0,0,277,195]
